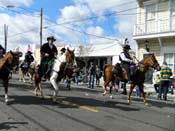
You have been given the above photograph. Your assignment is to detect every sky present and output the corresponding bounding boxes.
[0,0,137,53]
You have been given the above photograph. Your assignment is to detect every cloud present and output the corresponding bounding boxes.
[87,26,104,36]
[0,0,33,7]
[0,12,56,57]
[72,0,137,50]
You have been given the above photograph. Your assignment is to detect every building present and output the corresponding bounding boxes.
[74,42,123,70]
[133,0,175,74]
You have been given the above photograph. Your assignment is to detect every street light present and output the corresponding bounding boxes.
[144,40,150,52]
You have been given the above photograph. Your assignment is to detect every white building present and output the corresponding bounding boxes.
[133,0,175,74]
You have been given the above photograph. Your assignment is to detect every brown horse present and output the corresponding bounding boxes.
[0,51,21,104]
[103,54,160,105]
[34,48,75,101]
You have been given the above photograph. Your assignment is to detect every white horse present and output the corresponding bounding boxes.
[34,48,76,102]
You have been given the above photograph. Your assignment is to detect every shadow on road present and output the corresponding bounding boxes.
[121,96,175,108]
[0,122,28,130]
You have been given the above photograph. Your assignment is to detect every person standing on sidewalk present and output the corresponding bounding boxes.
[88,62,95,88]
[95,65,101,87]
[153,72,160,93]
[158,62,172,101]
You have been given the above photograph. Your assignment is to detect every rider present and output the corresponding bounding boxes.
[20,51,34,71]
[0,44,5,59]
[119,38,133,83]
[39,36,58,79]
[60,47,66,55]
[24,51,34,65]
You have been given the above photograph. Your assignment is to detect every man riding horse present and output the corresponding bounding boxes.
[20,51,34,72]
[0,44,6,59]
[118,38,134,83]
[38,36,58,80]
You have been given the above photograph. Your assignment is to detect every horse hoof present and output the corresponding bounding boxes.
[127,100,131,105]
[144,103,148,106]
[52,98,57,103]
[110,95,113,99]
[5,99,9,105]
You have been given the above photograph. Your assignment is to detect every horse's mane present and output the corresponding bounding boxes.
[65,48,75,65]
[0,52,13,70]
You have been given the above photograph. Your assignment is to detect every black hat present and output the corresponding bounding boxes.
[47,36,56,41]
[123,44,131,50]
[60,47,66,52]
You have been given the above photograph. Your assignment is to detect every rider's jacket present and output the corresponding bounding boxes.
[40,43,58,60]
[119,51,132,64]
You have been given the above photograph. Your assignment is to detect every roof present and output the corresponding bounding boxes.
[74,42,123,57]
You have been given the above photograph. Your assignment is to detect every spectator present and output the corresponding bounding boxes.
[158,62,172,101]
[95,65,101,86]
[88,62,95,88]
[73,65,79,85]
[153,72,160,93]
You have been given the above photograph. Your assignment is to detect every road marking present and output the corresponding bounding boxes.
[24,89,99,113]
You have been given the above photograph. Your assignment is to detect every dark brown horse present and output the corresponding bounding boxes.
[34,48,76,101]
[103,54,160,105]
[0,51,21,104]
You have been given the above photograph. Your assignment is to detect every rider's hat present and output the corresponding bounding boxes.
[123,44,131,50]
[60,47,66,53]
[47,36,56,41]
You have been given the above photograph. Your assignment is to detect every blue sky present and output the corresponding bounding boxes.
[0,0,137,51]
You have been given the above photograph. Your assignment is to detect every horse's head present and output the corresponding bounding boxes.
[65,48,75,66]
[8,51,22,67]
[142,54,161,71]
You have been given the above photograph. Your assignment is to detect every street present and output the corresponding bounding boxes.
[0,76,175,131]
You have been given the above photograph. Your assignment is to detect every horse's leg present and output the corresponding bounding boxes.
[128,84,135,104]
[19,68,22,82]
[50,72,59,102]
[22,71,26,83]
[139,85,148,105]
[103,83,107,96]
[3,79,9,104]
[38,83,44,99]
[109,85,113,99]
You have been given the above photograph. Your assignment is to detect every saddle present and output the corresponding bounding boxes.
[112,63,122,76]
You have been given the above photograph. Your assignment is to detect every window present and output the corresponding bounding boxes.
[164,53,174,69]
[171,0,175,16]
[145,4,156,33]
[146,4,156,20]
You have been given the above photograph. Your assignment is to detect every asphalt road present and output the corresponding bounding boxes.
[0,76,175,131]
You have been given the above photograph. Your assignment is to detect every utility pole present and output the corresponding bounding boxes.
[4,24,8,52]
[40,8,43,47]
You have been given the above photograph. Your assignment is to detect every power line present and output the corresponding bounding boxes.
[0,6,40,17]
[8,28,38,38]
[44,7,138,28]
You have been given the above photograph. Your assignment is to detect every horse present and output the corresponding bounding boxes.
[19,62,35,83]
[34,48,76,102]
[103,54,161,105]
[0,51,21,104]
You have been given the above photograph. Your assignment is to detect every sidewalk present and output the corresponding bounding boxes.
[65,82,175,102]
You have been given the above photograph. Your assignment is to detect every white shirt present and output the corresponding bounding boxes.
[119,52,132,63]
[52,53,66,72]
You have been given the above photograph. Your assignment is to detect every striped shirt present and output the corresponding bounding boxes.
[160,66,172,80]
